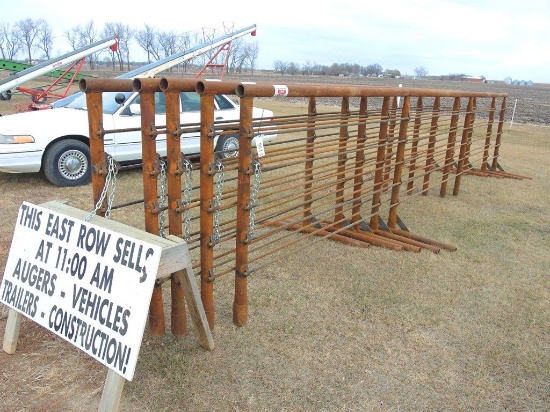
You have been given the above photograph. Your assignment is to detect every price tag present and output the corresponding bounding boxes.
[256,136,265,157]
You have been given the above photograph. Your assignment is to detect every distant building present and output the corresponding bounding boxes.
[461,75,487,83]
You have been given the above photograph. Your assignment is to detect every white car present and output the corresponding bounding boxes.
[0,90,276,186]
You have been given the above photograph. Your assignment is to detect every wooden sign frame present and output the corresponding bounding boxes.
[2,201,214,412]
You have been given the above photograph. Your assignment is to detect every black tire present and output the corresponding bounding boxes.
[31,88,47,104]
[0,90,11,101]
[43,140,91,187]
[215,134,239,158]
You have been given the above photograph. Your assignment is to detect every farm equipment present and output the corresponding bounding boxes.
[50,23,257,110]
[0,36,118,107]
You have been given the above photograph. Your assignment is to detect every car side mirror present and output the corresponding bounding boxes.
[114,93,127,105]
[129,104,141,115]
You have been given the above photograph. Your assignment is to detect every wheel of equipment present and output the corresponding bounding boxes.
[31,88,47,104]
[0,90,11,101]
[43,139,91,187]
[215,134,239,158]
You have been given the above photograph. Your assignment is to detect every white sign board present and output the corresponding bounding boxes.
[0,202,161,380]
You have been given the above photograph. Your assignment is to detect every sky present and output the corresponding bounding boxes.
[3,0,550,83]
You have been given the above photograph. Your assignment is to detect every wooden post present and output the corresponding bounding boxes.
[2,309,22,354]
[98,370,125,412]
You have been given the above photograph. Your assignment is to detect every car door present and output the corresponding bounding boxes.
[110,92,168,163]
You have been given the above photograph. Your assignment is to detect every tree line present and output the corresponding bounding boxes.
[273,60,430,79]
[0,18,260,74]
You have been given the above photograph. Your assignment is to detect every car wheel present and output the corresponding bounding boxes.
[215,134,239,158]
[43,140,91,187]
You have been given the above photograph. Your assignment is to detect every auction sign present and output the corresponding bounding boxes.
[0,202,161,380]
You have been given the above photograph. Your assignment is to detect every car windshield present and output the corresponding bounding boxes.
[65,91,134,114]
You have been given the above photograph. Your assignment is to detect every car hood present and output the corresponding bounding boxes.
[0,108,90,138]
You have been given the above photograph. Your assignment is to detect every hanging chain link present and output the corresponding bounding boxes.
[158,158,167,238]
[212,159,225,245]
[182,158,194,241]
[85,155,118,222]
[248,158,262,239]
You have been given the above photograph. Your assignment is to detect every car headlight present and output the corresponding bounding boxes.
[0,134,35,144]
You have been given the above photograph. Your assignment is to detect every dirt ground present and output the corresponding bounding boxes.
[0,73,548,411]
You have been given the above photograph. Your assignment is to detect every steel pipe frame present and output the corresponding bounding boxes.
[160,78,197,337]
[132,78,166,335]
[82,78,515,332]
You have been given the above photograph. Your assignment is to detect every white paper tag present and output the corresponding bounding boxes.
[256,136,265,157]
[272,85,289,97]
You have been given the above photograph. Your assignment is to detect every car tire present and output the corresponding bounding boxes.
[43,139,91,187]
[215,134,239,158]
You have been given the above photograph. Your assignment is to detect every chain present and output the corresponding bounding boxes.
[212,159,225,244]
[248,158,262,239]
[182,158,194,241]
[158,158,167,238]
[85,155,118,222]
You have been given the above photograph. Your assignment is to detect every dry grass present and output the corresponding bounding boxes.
[0,99,549,411]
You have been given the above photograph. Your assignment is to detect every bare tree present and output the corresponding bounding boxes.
[15,18,41,63]
[36,19,53,60]
[227,38,249,74]
[274,60,289,75]
[414,66,429,78]
[157,30,180,73]
[64,26,80,50]
[79,21,100,69]
[119,25,134,71]
[0,21,22,60]
[302,60,314,76]
[105,22,134,71]
[136,24,160,63]
[288,62,301,75]
[245,41,259,74]
[102,22,125,70]
[365,63,383,76]
[227,37,244,74]
[177,31,192,73]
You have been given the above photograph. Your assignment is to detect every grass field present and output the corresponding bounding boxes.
[0,92,549,411]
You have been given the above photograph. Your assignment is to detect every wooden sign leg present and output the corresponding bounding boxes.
[2,309,22,354]
[98,369,126,412]
[176,266,215,351]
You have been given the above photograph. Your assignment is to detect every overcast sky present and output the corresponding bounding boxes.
[4,0,550,83]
